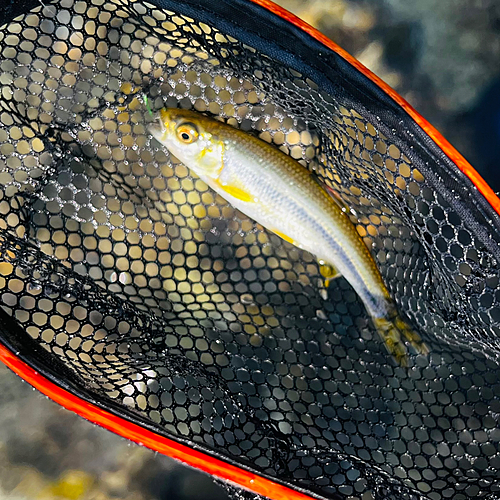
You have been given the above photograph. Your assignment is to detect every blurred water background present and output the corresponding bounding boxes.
[1,0,500,499]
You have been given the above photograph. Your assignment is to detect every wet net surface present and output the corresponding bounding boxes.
[0,1,500,499]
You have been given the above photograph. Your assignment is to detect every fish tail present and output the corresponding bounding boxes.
[372,308,429,366]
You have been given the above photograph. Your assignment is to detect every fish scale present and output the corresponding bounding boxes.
[149,107,429,365]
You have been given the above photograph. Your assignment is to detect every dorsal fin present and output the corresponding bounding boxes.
[311,172,352,214]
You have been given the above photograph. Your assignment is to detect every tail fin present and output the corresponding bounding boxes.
[373,311,429,366]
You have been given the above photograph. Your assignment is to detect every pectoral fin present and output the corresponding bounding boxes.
[213,179,254,202]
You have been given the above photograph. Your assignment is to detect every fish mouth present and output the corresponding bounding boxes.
[148,121,163,141]
[147,113,167,142]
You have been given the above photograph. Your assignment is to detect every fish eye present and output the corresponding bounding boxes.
[176,123,199,144]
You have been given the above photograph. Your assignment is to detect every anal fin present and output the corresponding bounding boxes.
[319,261,341,288]
[271,229,296,246]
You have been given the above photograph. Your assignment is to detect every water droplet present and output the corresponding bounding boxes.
[316,309,328,320]
[119,272,132,284]
[241,293,253,305]
[27,282,41,292]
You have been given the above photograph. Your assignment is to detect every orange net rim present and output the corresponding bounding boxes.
[0,340,321,500]
[0,2,498,500]
[250,0,500,218]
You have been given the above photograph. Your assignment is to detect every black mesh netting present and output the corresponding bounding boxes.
[1,1,500,499]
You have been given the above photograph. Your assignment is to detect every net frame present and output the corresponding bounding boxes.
[0,1,500,500]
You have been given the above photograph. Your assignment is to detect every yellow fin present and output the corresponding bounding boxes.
[319,262,341,287]
[311,172,352,214]
[373,313,429,367]
[271,229,295,246]
[214,179,254,202]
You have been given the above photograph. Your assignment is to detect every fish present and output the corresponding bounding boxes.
[148,107,429,366]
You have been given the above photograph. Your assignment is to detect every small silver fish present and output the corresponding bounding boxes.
[149,107,429,365]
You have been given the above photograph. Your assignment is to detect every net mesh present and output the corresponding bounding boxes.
[1,1,500,499]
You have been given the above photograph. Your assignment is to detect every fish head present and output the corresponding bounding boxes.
[149,108,224,179]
